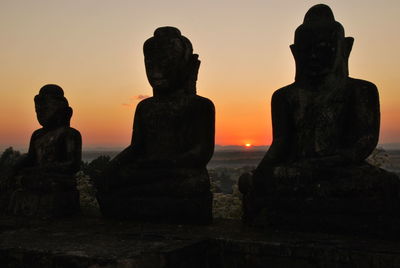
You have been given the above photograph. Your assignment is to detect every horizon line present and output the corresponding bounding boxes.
[2,143,400,153]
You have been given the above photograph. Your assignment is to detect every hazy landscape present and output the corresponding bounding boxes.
[82,148,266,169]
[80,147,400,196]
[82,147,400,171]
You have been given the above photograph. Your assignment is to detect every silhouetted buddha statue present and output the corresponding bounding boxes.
[239,4,400,234]
[0,84,81,217]
[95,27,215,223]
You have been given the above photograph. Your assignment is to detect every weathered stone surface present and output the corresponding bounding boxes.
[94,27,215,223]
[239,4,400,233]
[98,192,213,223]
[2,217,400,267]
[243,169,400,236]
[0,85,82,217]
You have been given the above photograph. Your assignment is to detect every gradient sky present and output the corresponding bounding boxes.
[1,0,399,150]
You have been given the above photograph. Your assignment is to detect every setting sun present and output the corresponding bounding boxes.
[245,143,252,148]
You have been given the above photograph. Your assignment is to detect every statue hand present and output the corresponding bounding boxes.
[137,157,175,168]
[293,155,345,169]
[238,172,253,194]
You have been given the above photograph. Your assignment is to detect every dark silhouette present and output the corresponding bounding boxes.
[94,27,215,223]
[239,4,400,234]
[0,84,81,217]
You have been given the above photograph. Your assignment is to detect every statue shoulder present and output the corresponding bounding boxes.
[272,83,296,101]
[192,95,215,109]
[135,96,155,111]
[191,96,215,116]
[137,96,154,106]
[348,77,378,94]
[31,128,44,138]
[347,78,379,103]
[66,127,82,139]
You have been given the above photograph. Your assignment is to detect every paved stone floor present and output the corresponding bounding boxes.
[1,216,400,267]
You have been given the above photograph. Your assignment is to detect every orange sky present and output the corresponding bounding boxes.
[0,0,399,150]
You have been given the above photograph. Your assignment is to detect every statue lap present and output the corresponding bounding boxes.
[98,150,213,223]
[243,163,400,234]
[97,168,212,223]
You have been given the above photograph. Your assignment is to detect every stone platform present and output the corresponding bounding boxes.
[1,217,400,267]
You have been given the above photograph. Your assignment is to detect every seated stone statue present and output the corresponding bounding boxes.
[239,4,400,234]
[0,84,82,217]
[94,27,215,223]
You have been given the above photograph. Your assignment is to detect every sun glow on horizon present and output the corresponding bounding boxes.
[245,143,252,148]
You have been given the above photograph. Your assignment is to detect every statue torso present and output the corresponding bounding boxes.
[32,127,74,166]
[285,81,350,159]
[138,95,207,159]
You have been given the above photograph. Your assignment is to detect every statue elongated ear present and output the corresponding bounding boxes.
[66,107,73,120]
[186,54,201,94]
[344,37,354,59]
[190,54,200,78]
[60,106,73,126]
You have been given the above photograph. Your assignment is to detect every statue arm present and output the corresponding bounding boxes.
[66,129,83,172]
[0,144,33,190]
[304,82,380,167]
[1,132,38,190]
[10,131,39,174]
[106,101,146,169]
[130,101,145,150]
[174,98,215,168]
[43,129,82,174]
[255,89,291,173]
[338,82,380,163]
[124,101,147,163]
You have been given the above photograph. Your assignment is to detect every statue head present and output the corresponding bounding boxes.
[143,26,200,96]
[34,84,73,128]
[290,4,354,81]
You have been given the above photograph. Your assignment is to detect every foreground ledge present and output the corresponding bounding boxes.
[1,217,400,268]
